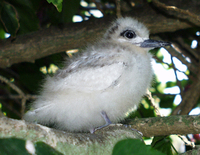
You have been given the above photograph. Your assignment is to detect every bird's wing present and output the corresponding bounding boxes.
[49,62,125,92]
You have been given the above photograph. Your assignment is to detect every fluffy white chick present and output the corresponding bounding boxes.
[24,17,170,133]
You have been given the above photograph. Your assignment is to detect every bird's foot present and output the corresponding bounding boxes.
[90,111,112,134]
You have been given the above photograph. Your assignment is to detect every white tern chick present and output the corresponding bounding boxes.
[24,17,170,133]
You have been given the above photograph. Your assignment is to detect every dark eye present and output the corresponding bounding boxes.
[125,31,136,39]
[121,30,136,39]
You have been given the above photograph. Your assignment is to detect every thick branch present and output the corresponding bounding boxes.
[0,117,142,154]
[1,116,200,154]
[1,115,200,139]
[152,0,200,24]
[128,115,200,137]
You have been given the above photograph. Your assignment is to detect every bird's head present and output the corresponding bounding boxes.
[104,17,170,49]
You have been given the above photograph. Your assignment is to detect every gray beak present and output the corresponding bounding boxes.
[140,39,171,48]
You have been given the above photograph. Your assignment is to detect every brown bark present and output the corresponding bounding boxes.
[129,115,200,137]
[1,115,200,138]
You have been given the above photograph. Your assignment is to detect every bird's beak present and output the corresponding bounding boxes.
[140,39,171,48]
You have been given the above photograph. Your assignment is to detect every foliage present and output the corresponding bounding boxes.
[0,138,63,155]
[47,0,63,12]
[151,136,175,155]
[0,0,81,37]
[0,0,39,37]
[112,139,166,155]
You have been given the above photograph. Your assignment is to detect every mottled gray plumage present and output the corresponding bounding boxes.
[24,17,170,133]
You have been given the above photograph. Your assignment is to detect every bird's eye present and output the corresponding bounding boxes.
[120,30,136,39]
[125,31,136,39]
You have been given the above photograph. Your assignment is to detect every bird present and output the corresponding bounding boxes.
[24,17,170,133]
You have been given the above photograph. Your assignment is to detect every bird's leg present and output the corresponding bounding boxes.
[100,110,112,125]
[90,111,112,133]
[91,111,112,133]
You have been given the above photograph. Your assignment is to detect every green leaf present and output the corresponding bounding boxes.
[35,142,63,155]
[10,0,40,35]
[1,0,40,35]
[0,2,20,36]
[0,138,29,155]
[181,79,189,88]
[155,49,164,61]
[15,9,39,34]
[112,139,166,155]
[151,136,174,155]
[45,0,80,24]
[0,24,6,39]
[159,95,175,109]
[129,98,156,118]
[166,81,176,88]
[47,0,63,12]
[0,138,63,155]
[8,0,38,10]
[61,0,80,23]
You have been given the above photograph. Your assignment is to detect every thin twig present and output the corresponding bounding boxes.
[0,75,26,117]
[152,36,198,73]
[171,56,184,93]
[153,55,189,78]
[0,75,25,97]
[175,38,199,65]
[168,44,198,73]
[152,0,200,25]
[146,89,162,117]
[172,43,198,66]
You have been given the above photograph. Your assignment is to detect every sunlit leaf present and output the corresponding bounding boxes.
[128,98,156,118]
[112,139,165,155]
[166,81,177,88]
[47,0,63,12]
[156,49,164,61]
[157,83,166,94]
[0,27,6,39]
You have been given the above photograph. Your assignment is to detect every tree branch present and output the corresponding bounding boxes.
[1,115,200,153]
[152,0,200,24]
[1,115,200,139]
[0,117,142,154]
[128,115,200,137]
